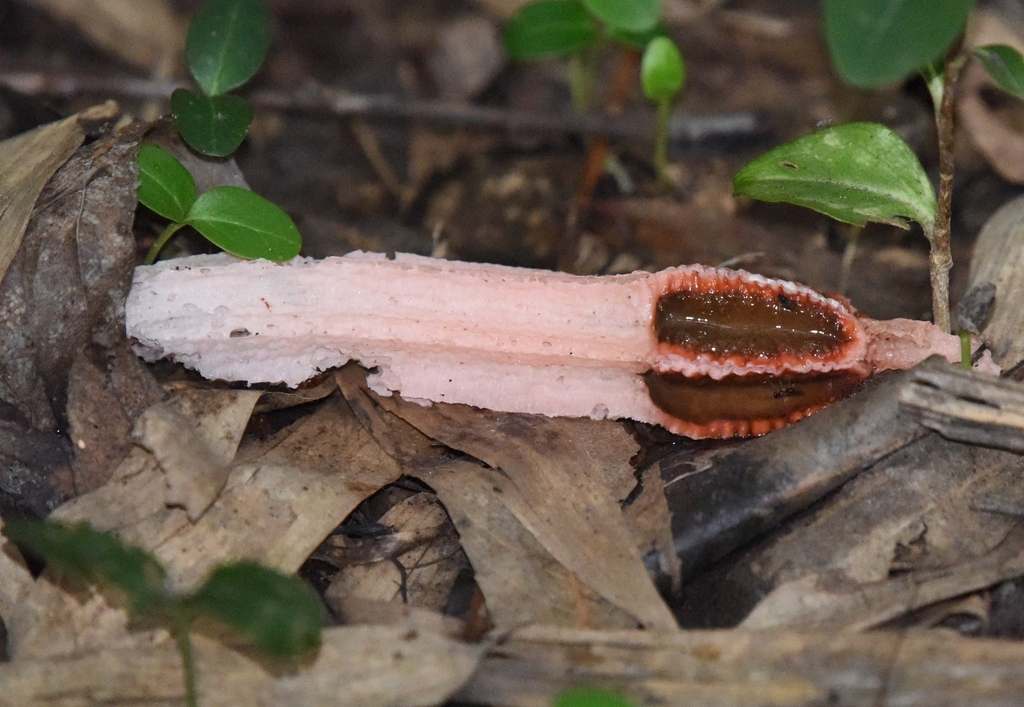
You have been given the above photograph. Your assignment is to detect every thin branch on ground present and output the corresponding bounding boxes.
[0,71,760,144]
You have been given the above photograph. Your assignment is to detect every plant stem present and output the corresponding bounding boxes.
[959,329,972,370]
[930,52,966,333]
[654,98,671,190]
[174,621,199,707]
[838,225,861,296]
[564,47,640,265]
[145,222,186,265]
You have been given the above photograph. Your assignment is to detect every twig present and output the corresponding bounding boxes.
[0,71,761,145]
[930,51,966,334]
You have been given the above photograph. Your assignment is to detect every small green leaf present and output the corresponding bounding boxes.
[186,0,271,96]
[137,144,197,222]
[641,36,685,103]
[505,0,598,59]
[556,687,635,707]
[188,562,321,657]
[3,520,169,616]
[733,122,936,236]
[171,89,254,157]
[974,44,1024,100]
[581,0,659,33]
[184,186,301,260]
[824,0,973,88]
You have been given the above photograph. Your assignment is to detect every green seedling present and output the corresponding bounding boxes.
[3,520,322,707]
[505,0,684,185]
[735,0,1024,343]
[640,36,685,189]
[137,143,301,263]
[555,687,636,707]
[173,0,271,156]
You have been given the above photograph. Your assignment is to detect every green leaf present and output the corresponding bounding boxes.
[824,0,973,88]
[186,0,271,96]
[733,122,936,236]
[184,186,302,260]
[974,44,1024,100]
[641,36,685,103]
[556,687,635,707]
[505,0,598,59]
[188,562,321,657]
[171,89,254,157]
[3,520,169,616]
[581,0,659,33]
[137,144,197,222]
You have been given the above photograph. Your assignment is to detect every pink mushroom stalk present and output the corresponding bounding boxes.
[125,252,995,439]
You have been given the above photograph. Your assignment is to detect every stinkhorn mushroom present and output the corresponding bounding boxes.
[125,252,995,439]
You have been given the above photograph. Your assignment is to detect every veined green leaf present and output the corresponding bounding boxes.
[733,122,936,236]
[582,0,659,33]
[641,36,685,103]
[3,520,169,616]
[171,89,253,157]
[974,44,1024,100]
[137,144,197,222]
[188,562,322,657]
[505,0,598,59]
[824,0,973,88]
[184,186,301,260]
[186,0,271,96]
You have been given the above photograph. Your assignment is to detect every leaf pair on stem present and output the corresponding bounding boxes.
[137,0,302,263]
[3,520,322,707]
[505,0,686,187]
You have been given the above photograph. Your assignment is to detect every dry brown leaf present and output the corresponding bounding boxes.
[152,396,400,590]
[0,114,84,284]
[22,0,185,72]
[134,389,262,521]
[0,118,142,431]
[66,344,166,493]
[375,396,677,630]
[1,117,144,514]
[336,368,669,629]
[54,389,403,591]
[423,458,643,629]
